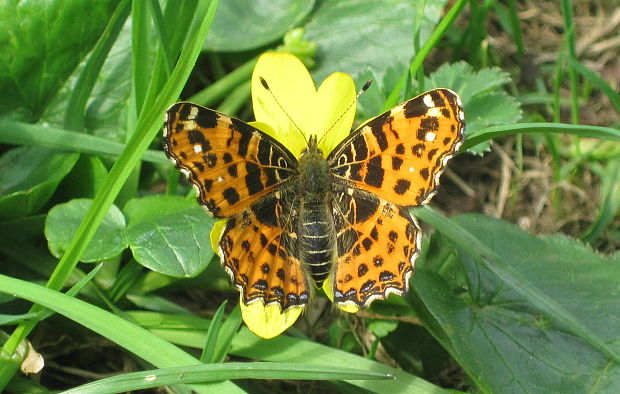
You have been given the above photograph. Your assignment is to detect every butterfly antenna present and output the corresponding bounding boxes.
[259,77,309,145]
[316,80,372,147]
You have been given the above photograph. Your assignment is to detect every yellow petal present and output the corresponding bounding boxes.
[251,52,356,157]
[336,301,361,314]
[322,275,360,314]
[252,52,315,158]
[241,297,305,339]
[313,72,356,157]
[210,219,227,252]
[248,121,278,141]
[322,274,335,302]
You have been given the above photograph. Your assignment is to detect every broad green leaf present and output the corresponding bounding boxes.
[0,146,79,219]
[465,92,522,134]
[42,8,132,142]
[55,155,109,201]
[125,195,214,278]
[45,198,127,262]
[413,214,620,392]
[205,0,315,51]
[0,0,121,119]
[305,0,447,84]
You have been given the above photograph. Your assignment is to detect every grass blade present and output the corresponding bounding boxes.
[61,362,393,394]
[0,274,238,392]
[462,122,620,152]
[200,300,227,363]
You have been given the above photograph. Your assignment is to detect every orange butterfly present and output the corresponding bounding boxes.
[164,79,464,336]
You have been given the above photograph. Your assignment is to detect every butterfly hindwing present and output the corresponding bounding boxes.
[164,102,298,218]
[331,187,419,309]
[327,88,464,207]
[218,193,311,309]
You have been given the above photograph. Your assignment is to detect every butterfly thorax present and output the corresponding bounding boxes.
[296,135,335,287]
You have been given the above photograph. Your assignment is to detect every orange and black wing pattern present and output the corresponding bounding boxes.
[327,89,465,207]
[218,194,310,309]
[327,88,464,309]
[331,188,419,309]
[164,102,298,218]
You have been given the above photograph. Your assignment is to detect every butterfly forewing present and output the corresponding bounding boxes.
[164,102,298,218]
[327,88,465,207]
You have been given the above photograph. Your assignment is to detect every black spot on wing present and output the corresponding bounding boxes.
[178,103,191,120]
[228,164,238,178]
[251,196,278,227]
[429,90,445,107]
[420,168,429,181]
[204,153,217,168]
[187,129,212,152]
[391,156,403,171]
[193,161,204,172]
[245,162,264,195]
[404,99,426,118]
[358,263,369,277]
[370,112,390,151]
[352,136,368,160]
[394,179,411,195]
[364,156,384,188]
[353,194,379,223]
[194,108,219,128]
[223,187,240,205]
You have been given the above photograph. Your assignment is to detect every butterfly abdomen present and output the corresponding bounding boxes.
[299,199,335,287]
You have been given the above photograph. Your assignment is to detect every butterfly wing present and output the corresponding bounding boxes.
[330,187,419,311]
[327,88,465,206]
[164,102,310,329]
[164,102,298,218]
[327,88,465,311]
[218,193,310,310]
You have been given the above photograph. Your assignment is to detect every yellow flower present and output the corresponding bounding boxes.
[210,52,357,338]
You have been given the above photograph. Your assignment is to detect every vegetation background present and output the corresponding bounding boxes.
[0,0,618,392]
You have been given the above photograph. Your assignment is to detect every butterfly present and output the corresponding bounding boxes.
[163,85,464,320]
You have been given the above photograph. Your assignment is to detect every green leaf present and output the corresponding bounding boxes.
[305,0,447,84]
[45,198,127,262]
[367,320,399,338]
[0,0,121,119]
[0,146,79,219]
[55,155,109,201]
[414,213,620,392]
[125,195,214,278]
[42,7,133,142]
[465,92,522,134]
[205,0,315,51]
